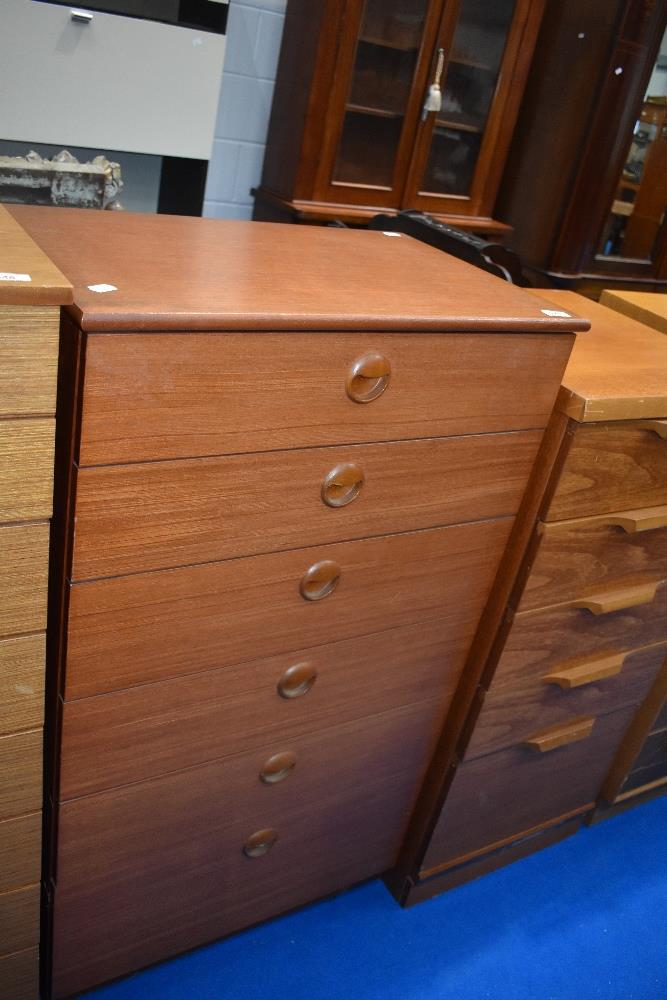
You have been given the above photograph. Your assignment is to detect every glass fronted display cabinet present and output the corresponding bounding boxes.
[254,0,546,233]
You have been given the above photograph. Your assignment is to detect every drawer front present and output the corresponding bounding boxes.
[546,423,667,522]
[0,731,43,822]
[0,635,45,737]
[61,619,461,799]
[467,642,667,760]
[72,430,541,580]
[519,519,667,613]
[0,523,49,638]
[54,703,437,997]
[630,727,667,773]
[66,518,512,698]
[0,947,39,1000]
[422,707,636,872]
[0,813,41,894]
[78,332,571,465]
[0,884,40,956]
[0,306,59,417]
[0,420,54,523]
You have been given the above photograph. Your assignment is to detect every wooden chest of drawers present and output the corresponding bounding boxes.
[0,208,71,1000]
[390,291,667,903]
[11,206,580,997]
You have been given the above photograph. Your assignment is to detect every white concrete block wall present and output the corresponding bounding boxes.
[204,0,287,220]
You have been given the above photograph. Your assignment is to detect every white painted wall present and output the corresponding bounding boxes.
[203,0,287,220]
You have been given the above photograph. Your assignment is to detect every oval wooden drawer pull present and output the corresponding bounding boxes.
[299,560,341,601]
[600,505,667,534]
[277,661,317,699]
[346,353,391,403]
[523,717,596,753]
[243,828,278,858]
[573,580,659,615]
[321,462,365,508]
[260,751,297,785]
[636,419,667,439]
[542,651,627,689]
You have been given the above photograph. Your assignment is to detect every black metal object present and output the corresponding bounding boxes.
[369,210,527,285]
[157,157,208,216]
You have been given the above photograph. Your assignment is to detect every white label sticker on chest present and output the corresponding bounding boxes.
[88,283,118,293]
[0,272,31,282]
[541,308,571,318]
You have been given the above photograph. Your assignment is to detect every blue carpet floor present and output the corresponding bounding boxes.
[85,795,667,1000]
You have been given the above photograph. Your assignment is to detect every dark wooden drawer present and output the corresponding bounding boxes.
[53,702,438,998]
[622,726,667,794]
[65,518,512,699]
[72,430,541,580]
[421,706,636,874]
[546,422,667,522]
[77,331,571,465]
[466,642,667,760]
[519,516,667,613]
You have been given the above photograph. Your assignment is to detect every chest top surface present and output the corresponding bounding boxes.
[9,205,587,335]
[532,289,667,423]
[0,204,72,306]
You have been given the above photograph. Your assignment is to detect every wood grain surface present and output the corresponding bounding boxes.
[0,205,71,307]
[545,423,667,521]
[53,702,439,997]
[0,306,59,418]
[421,706,636,872]
[0,420,54,524]
[0,730,42,821]
[466,642,666,759]
[72,430,542,579]
[0,813,41,894]
[0,946,39,1000]
[518,519,667,613]
[0,523,49,638]
[531,291,667,422]
[0,884,40,956]
[600,289,667,336]
[9,206,588,334]
[60,619,463,799]
[0,634,45,737]
[77,332,571,465]
[65,518,512,699]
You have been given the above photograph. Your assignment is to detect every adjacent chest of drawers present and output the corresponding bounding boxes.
[0,208,71,1000]
[390,290,667,904]
[11,207,580,998]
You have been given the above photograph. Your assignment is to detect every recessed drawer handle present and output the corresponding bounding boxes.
[636,419,667,439]
[321,462,365,508]
[260,751,297,785]
[346,353,391,403]
[299,560,341,601]
[523,717,596,753]
[543,651,627,689]
[601,505,667,533]
[277,661,317,699]
[243,828,278,858]
[573,580,660,615]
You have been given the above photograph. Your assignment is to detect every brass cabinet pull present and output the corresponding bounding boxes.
[636,419,667,439]
[243,828,278,858]
[346,353,391,403]
[321,462,365,508]
[542,651,627,689]
[260,751,297,785]
[573,580,660,615]
[599,505,667,534]
[523,717,595,753]
[299,560,341,601]
[277,661,317,699]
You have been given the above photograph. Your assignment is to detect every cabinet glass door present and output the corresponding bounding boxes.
[331,0,431,190]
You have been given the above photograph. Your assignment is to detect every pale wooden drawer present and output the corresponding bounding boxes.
[0,420,54,523]
[78,331,571,465]
[0,946,39,1000]
[0,813,41,894]
[0,306,59,417]
[0,884,40,956]
[0,634,45,737]
[72,430,541,580]
[0,524,49,638]
[65,518,512,699]
[546,422,667,521]
[0,730,42,821]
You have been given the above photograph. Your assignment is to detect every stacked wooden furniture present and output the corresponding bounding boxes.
[10,206,581,997]
[0,207,71,999]
[600,289,667,337]
[389,289,667,904]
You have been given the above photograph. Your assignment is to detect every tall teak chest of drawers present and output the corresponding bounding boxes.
[0,207,71,999]
[11,207,583,997]
[389,290,667,905]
